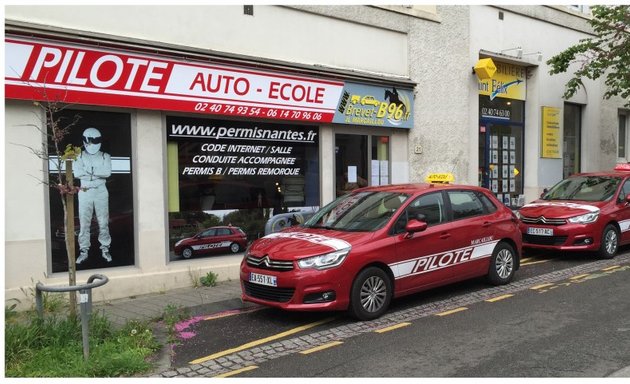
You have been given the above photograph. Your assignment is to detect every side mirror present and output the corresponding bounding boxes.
[540,188,549,198]
[405,219,428,238]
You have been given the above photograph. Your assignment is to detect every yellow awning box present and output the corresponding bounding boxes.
[474,58,497,80]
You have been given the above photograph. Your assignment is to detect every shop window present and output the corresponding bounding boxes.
[166,116,320,261]
[49,109,134,272]
[563,103,582,178]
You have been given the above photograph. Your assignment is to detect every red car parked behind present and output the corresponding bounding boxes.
[517,165,630,259]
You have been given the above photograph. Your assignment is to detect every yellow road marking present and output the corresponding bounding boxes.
[189,317,335,365]
[203,306,264,321]
[214,365,258,378]
[530,283,554,290]
[485,294,514,303]
[374,322,412,333]
[300,341,343,355]
[570,274,590,280]
[435,307,468,316]
[521,260,549,266]
[520,257,534,263]
[602,265,620,271]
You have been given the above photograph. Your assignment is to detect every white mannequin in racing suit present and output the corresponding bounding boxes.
[74,128,112,264]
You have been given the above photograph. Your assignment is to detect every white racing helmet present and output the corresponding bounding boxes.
[82,127,102,155]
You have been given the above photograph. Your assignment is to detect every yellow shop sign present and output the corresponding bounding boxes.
[478,61,526,101]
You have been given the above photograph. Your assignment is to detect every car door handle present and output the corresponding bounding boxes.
[482,221,492,227]
[440,233,451,239]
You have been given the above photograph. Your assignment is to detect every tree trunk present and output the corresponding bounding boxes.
[65,160,77,318]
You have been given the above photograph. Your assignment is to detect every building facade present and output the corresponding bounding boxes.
[4,5,627,308]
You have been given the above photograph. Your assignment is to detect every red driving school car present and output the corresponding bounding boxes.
[174,226,248,259]
[241,179,522,320]
[517,164,630,259]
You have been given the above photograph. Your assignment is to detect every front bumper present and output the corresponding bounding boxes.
[240,261,351,312]
[519,222,600,251]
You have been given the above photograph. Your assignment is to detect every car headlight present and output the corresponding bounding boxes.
[297,248,351,270]
[514,210,522,220]
[567,212,599,224]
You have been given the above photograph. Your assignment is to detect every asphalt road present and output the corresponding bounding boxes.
[168,248,630,377]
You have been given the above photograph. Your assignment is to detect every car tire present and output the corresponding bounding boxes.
[598,224,619,259]
[349,267,392,321]
[182,247,194,259]
[230,242,240,254]
[487,242,516,285]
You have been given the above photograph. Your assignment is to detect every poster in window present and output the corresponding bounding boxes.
[48,110,134,272]
[502,136,508,149]
[491,135,498,149]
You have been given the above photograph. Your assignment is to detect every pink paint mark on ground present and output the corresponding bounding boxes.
[174,315,206,340]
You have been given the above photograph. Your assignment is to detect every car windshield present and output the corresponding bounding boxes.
[304,191,409,232]
[542,176,621,202]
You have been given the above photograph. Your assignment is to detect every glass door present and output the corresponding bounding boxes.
[335,134,368,197]
[479,96,525,208]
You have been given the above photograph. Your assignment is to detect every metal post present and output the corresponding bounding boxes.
[33,274,108,360]
[79,288,90,360]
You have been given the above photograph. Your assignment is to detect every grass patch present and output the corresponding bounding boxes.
[5,313,160,377]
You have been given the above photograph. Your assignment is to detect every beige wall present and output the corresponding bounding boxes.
[5,5,409,78]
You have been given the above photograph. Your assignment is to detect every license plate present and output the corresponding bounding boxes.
[249,272,277,287]
[527,227,553,236]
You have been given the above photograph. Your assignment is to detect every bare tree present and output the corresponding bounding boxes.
[18,95,82,318]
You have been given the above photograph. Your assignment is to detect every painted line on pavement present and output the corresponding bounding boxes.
[214,365,258,378]
[203,306,264,321]
[485,294,514,302]
[602,265,620,271]
[374,322,412,333]
[189,317,336,364]
[530,283,555,290]
[300,341,344,355]
[521,260,549,266]
[570,274,590,280]
[435,307,468,316]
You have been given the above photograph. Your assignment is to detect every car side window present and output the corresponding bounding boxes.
[477,192,497,213]
[201,229,217,237]
[217,228,231,236]
[448,190,485,220]
[618,179,630,203]
[393,192,446,234]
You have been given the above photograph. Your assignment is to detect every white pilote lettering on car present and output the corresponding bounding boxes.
[263,232,351,251]
[389,241,500,280]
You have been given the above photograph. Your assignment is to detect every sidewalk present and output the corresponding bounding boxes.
[93,279,247,328]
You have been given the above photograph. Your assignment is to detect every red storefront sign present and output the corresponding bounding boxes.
[5,37,345,123]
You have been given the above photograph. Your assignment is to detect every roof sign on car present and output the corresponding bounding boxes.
[614,163,630,172]
[425,173,454,184]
